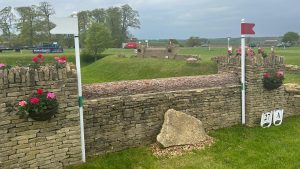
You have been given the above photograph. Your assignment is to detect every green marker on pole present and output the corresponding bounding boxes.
[78,96,83,107]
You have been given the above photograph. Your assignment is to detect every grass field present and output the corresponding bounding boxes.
[69,115,300,169]
[81,56,216,84]
[0,47,300,84]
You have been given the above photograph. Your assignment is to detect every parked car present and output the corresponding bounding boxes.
[124,42,139,49]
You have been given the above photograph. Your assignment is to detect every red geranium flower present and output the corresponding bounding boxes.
[30,98,40,104]
[32,57,39,63]
[60,56,67,61]
[37,88,43,94]
[54,56,67,64]
[37,54,43,59]
[263,72,270,78]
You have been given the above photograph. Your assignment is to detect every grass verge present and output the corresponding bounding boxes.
[69,115,300,169]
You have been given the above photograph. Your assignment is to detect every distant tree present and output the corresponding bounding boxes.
[77,10,92,47]
[90,8,106,23]
[76,4,140,48]
[38,1,55,38]
[106,7,122,47]
[85,23,112,61]
[186,36,201,47]
[77,10,91,33]
[16,6,40,46]
[120,4,140,45]
[0,6,16,45]
[282,32,299,45]
[169,39,179,45]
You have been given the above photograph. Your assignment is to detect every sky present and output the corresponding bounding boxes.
[1,0,300,39]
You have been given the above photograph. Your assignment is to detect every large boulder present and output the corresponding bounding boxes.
[157,109,209,148]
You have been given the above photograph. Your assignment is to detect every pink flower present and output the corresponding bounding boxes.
[55,56,67,64]
[30,98,40,104]
[32,57,39,63]
[0,63,5,68]
[276,71,284,78]
[37,88,43,94]
[47,92,56,99]
[58,59,66,64]
[18,100,27,107]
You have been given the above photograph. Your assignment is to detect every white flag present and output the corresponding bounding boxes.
[50,17,78,34]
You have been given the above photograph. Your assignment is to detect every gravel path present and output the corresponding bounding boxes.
[83,73,239,99]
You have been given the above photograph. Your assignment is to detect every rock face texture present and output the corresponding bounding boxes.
[157,109,209,148]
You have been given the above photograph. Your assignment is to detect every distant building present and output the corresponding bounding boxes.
[262,40,278,47]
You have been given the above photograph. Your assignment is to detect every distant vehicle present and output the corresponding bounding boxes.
[201,44,209,47]
[32,42,64,53]
[124,42,139,49]
[0,45,21,53]
[276,42,291,48]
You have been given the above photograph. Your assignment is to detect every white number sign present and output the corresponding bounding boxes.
[273,109,284,126]
[260,109,284,128]
[260,112,272,128]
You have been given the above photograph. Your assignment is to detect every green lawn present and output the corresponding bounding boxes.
[69,115,300,169]
[285,73,300,84]
[81,55,216,84]
[276,48,300,65]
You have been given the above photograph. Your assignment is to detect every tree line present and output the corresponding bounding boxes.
[0,2,140,48]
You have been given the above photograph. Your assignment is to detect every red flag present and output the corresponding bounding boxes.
[241,23,255,35]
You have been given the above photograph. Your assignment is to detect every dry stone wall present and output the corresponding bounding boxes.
[0,64,81,169]
[84,85,241,156]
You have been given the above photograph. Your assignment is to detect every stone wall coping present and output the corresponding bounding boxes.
[0,63,77,86]
[83,73,239,99]
[213,55,284,66]
[284,83,300,93]
[84,85,241,104]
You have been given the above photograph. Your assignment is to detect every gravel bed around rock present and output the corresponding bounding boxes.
[151,136,214,157]
[83,73,239,99]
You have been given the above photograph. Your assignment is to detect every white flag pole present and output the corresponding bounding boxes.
[241,19,246,124]
[50,16,86,162]
[74,33,86,162]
